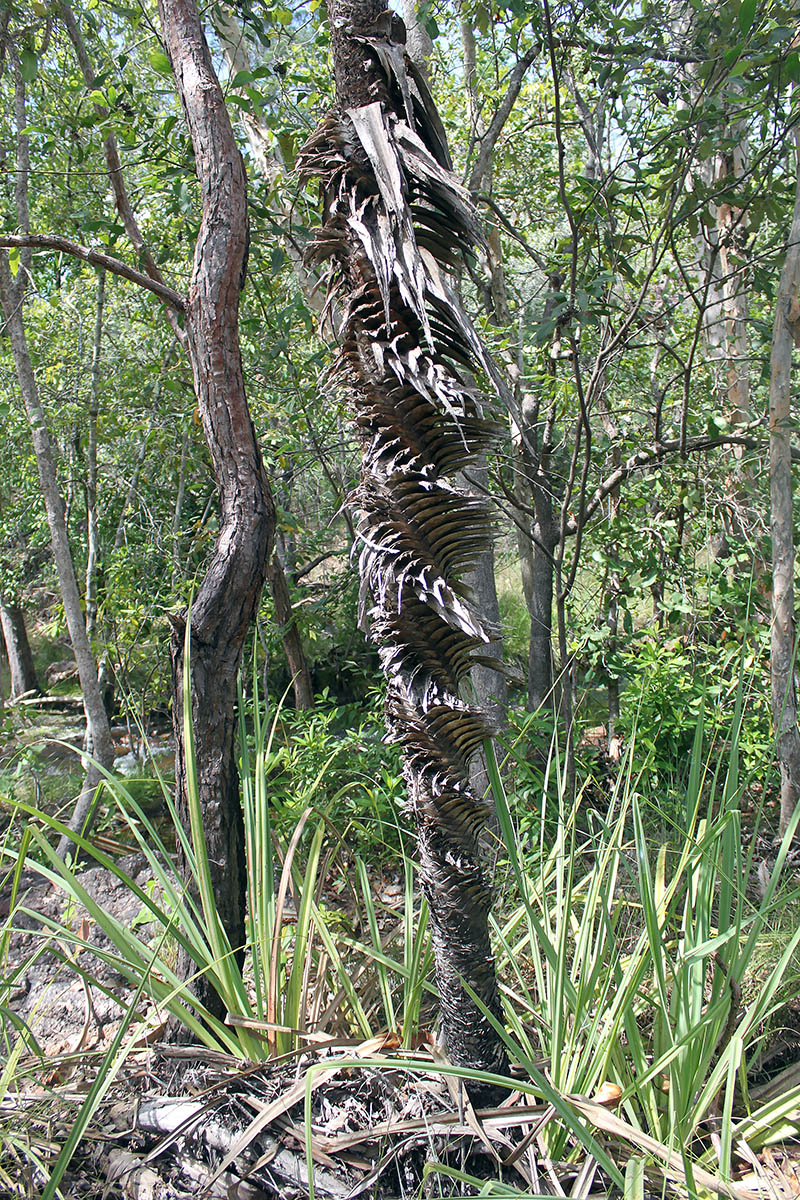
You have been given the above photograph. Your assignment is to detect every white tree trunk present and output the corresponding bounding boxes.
[0,64,113,854]
[770,130,800,836]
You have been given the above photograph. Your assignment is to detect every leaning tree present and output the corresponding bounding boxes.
[299,0,511,1081]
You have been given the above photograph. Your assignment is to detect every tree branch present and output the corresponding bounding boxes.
[568,433,764,534]
[473,192,548,270]
[59,2,189,348]
[467,46,537,192]
[0,235,187,312]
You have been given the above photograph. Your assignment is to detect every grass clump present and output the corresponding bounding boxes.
[1,659,800,1196]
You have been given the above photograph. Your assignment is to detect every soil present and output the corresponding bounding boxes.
[4,853,159,1059]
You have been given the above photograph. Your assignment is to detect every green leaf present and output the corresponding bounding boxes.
[149,48,172,77]
[8,247,20,277]
[19,48,37,82]
[271,246,286,274]
[738,0,757,35]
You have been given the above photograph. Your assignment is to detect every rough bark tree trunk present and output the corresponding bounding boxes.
[300,0,509,1089]
[157,0,275,1023]
[0,600,40,697]
[770,130,800,838]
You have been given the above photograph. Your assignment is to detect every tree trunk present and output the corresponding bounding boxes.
[85,268,105,642]
[529,479,557,712]
[300,0,509,1088]
[463,461,507,801]
[267,555,314,709]
[770,131,800,837]
[0,600,40,697]
[0,66,114,852]
[157,0,275,1022]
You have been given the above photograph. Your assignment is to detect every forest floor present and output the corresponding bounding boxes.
[4,706,800,1198]
[2,823,556,1200]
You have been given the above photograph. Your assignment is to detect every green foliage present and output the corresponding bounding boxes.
[472,694,800,1185]
[3,662,800,1194]
[614,626,773,800]
[241,683,404,858]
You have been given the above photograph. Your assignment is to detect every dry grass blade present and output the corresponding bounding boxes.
[315,1101,548,1152]
[570,1153,600,1199]
[501,1103,556,1169]
[268,1115,340,1169]
[563,1093,757,1200]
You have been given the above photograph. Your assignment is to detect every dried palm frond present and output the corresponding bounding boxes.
[298,3,509,1085]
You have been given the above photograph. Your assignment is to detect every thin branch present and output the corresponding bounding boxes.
[568,432,765,535]
[473,192,548,270]
[467,46,538,192]
[0,235,186,312]
[59,2,189,348]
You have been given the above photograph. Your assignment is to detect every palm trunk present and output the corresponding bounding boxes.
[300,0,509,1086]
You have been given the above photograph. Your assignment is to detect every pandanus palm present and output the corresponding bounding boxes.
[299,0,510,1080]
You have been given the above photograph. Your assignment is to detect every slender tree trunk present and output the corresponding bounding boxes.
[267,555,314,709]
[770,131,800,837]
[0,267,115,829]
[463,462,507,801]
[301,0,509,1088]
[171,424,189,585]
[0,600,40,697]
[529,477,557,712]
[85,268,105,642]
[157,0,275,1023]
[594,338,623,748]
[0,65,113,855]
